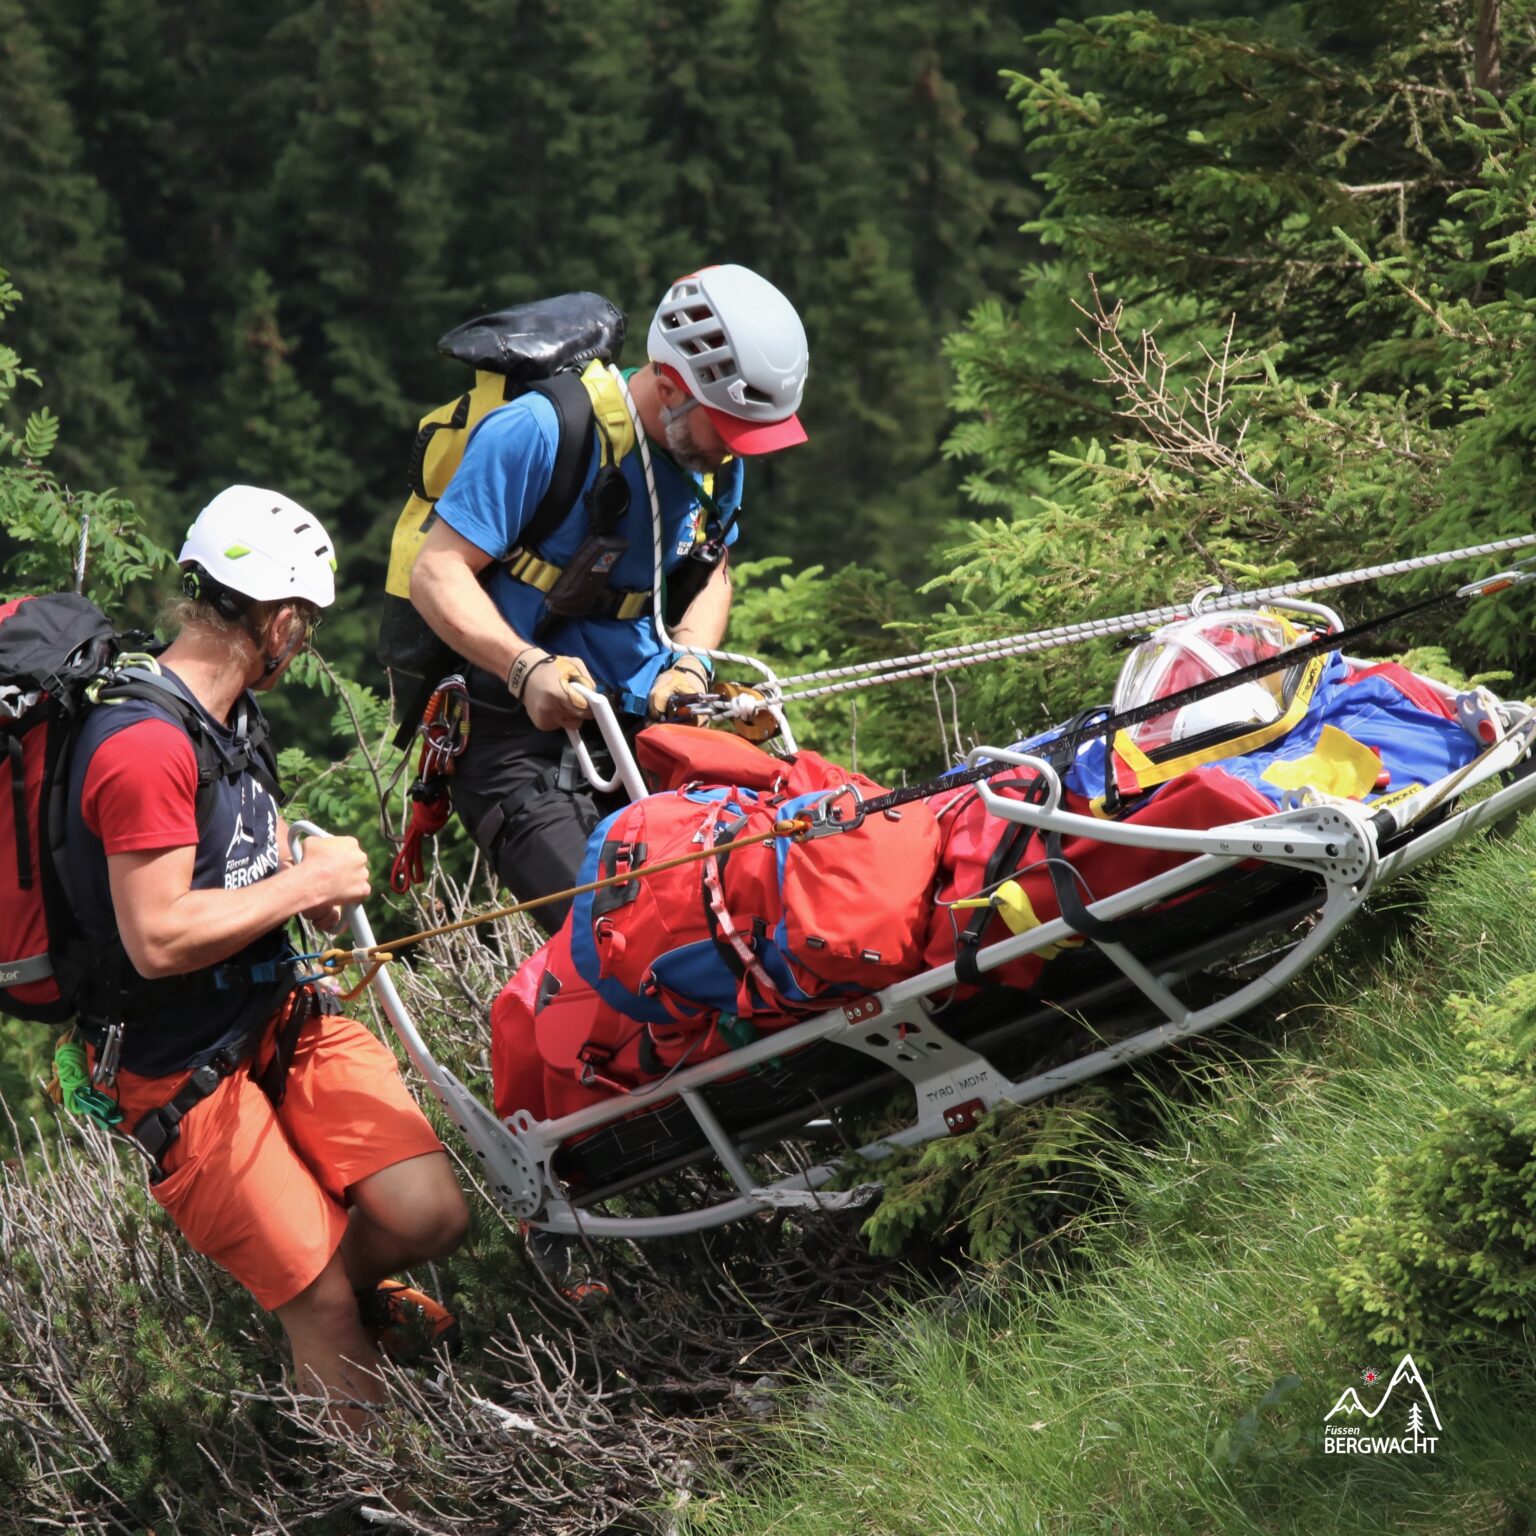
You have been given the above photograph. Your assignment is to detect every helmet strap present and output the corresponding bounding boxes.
[659,393,701,427]
[261,617,307,678]
[655,362,704,426]
[182,564,299,679]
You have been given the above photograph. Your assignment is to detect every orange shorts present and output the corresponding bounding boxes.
[107,999,443,1312]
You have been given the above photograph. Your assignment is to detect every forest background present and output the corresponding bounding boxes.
[5,0,1536,1531]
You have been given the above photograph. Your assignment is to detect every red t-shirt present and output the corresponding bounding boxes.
[79,717,201,855]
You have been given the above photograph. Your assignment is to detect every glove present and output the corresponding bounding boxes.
[513,650,596,732]
[648,657,712,721]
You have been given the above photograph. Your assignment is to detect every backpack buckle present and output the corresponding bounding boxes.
[576,1044,626,1093]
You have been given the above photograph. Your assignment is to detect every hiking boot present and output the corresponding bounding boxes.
[357,1280,461,1362]
[522,1223,611,1310]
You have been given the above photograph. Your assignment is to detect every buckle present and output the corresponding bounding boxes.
[187,1063,222,1095]
[130,1107,176,1162]
[798,784,866,840]
[576,1043,608,1087]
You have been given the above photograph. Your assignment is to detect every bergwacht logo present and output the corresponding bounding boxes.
[1322,1353,1440,1455]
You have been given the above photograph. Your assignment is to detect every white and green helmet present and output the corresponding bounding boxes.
[647,264,809,455]
[179,485,337,608]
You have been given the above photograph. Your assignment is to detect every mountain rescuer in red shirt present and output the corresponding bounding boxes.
[63,486,470,1430]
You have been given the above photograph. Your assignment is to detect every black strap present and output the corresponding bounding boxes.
[251,984,319,1109]
[954,779,1045,989]
[128,1044,246,1182]
[8,733,29,891]
[407,391,473,501]
[102,674,283,814]
[1042,830,1124,943]
[520,371,599,556]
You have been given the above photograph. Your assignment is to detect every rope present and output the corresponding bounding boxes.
[613,366,782,688]
[318,816,812,998]
[755,533,1536,706]
[72,509,91,595]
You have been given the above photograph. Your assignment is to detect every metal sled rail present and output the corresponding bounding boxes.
[304,702,1536,1240]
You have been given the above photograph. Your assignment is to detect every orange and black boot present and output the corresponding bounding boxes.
[356,1280,461,1362]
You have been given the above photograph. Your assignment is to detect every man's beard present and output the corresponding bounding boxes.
[664,413,728,475]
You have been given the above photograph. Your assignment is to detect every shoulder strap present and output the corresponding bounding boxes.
[518,370,599,556]
[104,671,283,825]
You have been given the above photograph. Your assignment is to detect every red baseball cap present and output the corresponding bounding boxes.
[701,402,808,456]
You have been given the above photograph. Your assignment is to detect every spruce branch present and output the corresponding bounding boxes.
[1073,277,1273,500]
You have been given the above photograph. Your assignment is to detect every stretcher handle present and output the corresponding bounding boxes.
[565,685,648,802]
[962,747,1065,814]
[286,820,436,1075]
[1189,587,1346,633]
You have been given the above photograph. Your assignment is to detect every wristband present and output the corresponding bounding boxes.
[506,648,552,700]
[673,654,712,686]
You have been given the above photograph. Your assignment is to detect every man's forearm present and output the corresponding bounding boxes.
[669,556,733,654]
[112,858,330,979]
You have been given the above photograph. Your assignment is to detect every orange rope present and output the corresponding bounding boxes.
[322,816,812,1000]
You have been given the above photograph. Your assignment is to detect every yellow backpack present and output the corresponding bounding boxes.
[377,294,632,695]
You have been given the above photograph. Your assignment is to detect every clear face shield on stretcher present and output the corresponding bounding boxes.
[1112,609,1310,756]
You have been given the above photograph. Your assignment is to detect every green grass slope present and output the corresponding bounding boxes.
[688,818,1536,1536]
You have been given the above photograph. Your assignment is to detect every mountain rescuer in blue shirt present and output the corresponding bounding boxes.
[411,265,810,929]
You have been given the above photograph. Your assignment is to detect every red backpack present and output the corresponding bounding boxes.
[555,742,941,1091]
[0,595,123,1019]
[0,593,259,1023]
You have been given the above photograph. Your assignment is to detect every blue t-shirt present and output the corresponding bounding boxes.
[64,669,295,1077]
[432,388,743,700]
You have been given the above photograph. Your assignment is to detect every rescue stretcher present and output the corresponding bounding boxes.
[310,551,1536,1241]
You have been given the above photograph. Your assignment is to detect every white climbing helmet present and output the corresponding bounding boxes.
[178,485,337,608]
[647,264,809,455]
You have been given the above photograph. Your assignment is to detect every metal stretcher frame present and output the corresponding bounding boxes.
[303,686,1536,1241]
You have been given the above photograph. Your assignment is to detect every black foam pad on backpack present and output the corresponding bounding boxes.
[438,293,627,384]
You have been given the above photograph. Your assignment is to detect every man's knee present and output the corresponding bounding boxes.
[428,1194,471,1260]
[458,775,602,928]
[353,1153,471,1257]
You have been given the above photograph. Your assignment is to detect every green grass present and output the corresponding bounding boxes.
[685,820,1536,1536]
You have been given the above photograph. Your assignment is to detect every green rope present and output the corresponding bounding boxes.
[53,1040,123,1129]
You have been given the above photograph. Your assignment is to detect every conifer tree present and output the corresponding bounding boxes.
[255,0,461,533]
[938,0,1536,723]
[437,0,660,310]
[0,0,149,500]
[193,270,359,519]
[792,224,952,569]
[31,0,292,505]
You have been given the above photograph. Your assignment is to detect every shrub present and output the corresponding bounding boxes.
[856,1087,1120,1263]
[1320,972,1536,1349]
